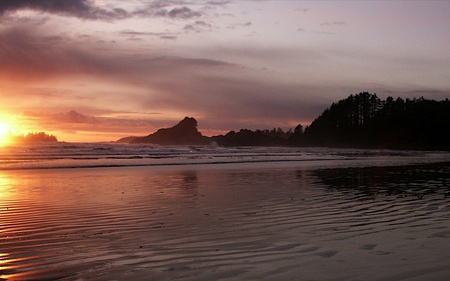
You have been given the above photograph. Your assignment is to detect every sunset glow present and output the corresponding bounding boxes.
[0,122,12,146]
[0,114,25,146]
[0,1,449,142]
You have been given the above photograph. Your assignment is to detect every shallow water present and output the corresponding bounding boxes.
[1,143,449,170]
[1,157,449,280]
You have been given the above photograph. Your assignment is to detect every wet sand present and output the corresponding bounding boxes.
[0,160,449,280]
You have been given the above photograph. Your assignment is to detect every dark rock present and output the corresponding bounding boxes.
[131,117,210,145]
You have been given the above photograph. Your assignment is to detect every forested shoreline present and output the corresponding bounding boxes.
[292,92,450,150]
[126,92,450,151]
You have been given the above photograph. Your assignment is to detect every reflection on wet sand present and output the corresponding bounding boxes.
[0,253,12,280]
[0,162,449,280]
[312,161,450,199]
[0,174,15,201]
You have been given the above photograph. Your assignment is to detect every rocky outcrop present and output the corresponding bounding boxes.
[130,117,210,145]
[116,136,138,143]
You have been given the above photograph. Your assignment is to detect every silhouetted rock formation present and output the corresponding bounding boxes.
[131,117,210,145]
[116,136,138,143]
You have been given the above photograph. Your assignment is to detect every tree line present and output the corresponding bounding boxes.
[290,92,450,150]
[7,131,58,143]
[123,91,450,150]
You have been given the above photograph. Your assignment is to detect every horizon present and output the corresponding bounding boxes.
[3,92,449,146]
[1,0,449,143]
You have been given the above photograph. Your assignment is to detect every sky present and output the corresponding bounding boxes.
[0,0,449,142]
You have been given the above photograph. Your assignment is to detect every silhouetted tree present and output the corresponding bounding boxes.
[294,92,450,150]
[11,132,58,143]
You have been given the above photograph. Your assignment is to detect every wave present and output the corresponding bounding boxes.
[1,142,449,170]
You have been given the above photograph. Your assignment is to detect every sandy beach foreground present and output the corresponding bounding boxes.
[1,160,449,280]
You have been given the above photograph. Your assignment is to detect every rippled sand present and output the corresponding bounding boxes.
[1,161,449,280]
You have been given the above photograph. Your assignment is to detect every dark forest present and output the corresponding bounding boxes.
[292,92,450,150]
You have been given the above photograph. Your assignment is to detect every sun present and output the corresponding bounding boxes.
[0,123,11,134]
[0,122,13,146]
[0,113,25,146]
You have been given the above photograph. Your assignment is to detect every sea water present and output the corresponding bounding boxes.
[1,142,449,170]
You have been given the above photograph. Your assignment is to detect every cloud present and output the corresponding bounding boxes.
[160,35,177,40]
[119,29,178,41]
[0,0,130,20]
[120,30,166,36]
[56,110,98,124]
[0,0,210,22]
[0,24,332,132]
[320,21,347,26]
[2,21,383,136]
[227,21,252,30]
[206,0,231,6]
[22,110,160,136]
[0,27,120,82]
[184,20,212,32]
[167,6,202,19]
[135,4,203,20]
[0,25,240,84]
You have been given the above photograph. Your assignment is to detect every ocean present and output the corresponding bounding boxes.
[1,142,449,170]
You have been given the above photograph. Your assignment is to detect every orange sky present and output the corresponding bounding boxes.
[0,0,449,142]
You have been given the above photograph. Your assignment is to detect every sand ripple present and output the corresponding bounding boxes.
[1,162,449,280]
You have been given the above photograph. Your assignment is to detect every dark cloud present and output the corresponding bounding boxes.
[0,27,119,81]
[0,0,209,22]
[133,1,204,20]
[0,0,130,20]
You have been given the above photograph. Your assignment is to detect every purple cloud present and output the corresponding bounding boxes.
[0,0,129,20]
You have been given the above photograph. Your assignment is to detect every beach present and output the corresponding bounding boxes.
[1,157,449,280]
